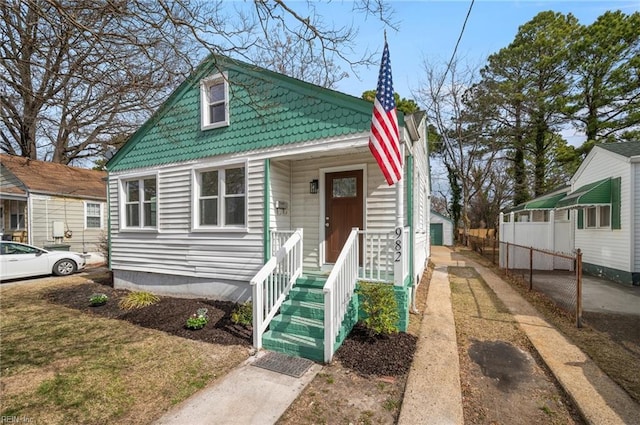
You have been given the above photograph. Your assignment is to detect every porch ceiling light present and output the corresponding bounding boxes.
[310,179,319,194]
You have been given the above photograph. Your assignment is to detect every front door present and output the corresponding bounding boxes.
[324,170,363,263]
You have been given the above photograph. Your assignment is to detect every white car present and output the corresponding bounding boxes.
[0,241,87,281]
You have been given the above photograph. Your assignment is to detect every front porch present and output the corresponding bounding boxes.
[252,226,412,363]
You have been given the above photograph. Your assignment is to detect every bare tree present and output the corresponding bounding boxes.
[1,0,394,164]
[416,58,500,239]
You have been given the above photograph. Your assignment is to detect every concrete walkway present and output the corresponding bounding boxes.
[154,352,322,425]
[398,246,640,425]
[398,261,464,424]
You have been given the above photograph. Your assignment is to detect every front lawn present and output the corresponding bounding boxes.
[0,273,249,424]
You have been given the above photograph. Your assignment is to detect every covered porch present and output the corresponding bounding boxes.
[251,147,413,363]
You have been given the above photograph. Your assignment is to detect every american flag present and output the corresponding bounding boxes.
[369,41,402,185]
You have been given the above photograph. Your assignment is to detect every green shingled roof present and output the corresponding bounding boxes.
[597,141,640,158]
[108,56,397,172]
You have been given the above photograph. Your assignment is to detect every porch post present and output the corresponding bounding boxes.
[263,159,271,262]
[394,144,405,286]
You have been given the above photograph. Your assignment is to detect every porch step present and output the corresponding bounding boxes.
[295,275,327,289]
[262,331,324,363]
[269,315,324,339]
[261,275,328,362]
[280,299,324,320]
[288,287,324,303]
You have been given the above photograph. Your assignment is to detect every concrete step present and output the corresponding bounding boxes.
[288,287,325,303]
[262,330,324,362]
[280,299,324,320]
[295,275,327,289]
[270,314,324,339]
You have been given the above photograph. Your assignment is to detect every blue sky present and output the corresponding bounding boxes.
[321,0,639,100]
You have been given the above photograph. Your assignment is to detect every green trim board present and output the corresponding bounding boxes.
[556,178,612,208]
[107,54,405,172]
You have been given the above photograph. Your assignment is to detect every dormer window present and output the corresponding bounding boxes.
[200,73,229,130]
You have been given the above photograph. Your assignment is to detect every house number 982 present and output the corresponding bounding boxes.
[394,227,402,262]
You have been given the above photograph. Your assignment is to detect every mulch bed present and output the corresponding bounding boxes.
[335,324,417,376]
[44,271,417,375]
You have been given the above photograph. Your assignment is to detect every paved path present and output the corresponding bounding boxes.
[154,352,322,425]
[399,246,640,425]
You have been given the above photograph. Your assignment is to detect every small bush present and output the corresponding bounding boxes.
[186,308,209,330]
[231,301,253,327]
[357,282,399,337]
[89,293,108,306]
[119,291,160,310]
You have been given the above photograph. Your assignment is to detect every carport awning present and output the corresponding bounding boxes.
[510,191,568,212]
[556,178,611,209]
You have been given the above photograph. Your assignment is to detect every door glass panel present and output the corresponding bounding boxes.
[332,177,357,198]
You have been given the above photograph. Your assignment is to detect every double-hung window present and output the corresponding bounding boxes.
[195,165,246,229]
[585,205,610,229]
[85,202,102,229]
[123,177,157,229]
[200,73,229,130]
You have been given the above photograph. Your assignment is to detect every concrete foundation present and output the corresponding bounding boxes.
[113,269,251,302]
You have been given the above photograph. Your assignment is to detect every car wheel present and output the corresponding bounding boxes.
[53,259,77,276]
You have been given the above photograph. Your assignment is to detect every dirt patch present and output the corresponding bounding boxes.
[450,266,584,425]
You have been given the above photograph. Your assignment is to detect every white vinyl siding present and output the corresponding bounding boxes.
[573,149,631,273]
[30,196,105,253]
[109,158,264,282]
[634,163,640,273]
[411,128,430,275]
[289,151,393,269]
[269,160,292,232]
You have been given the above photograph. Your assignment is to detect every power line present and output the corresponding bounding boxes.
[435,0,475,99]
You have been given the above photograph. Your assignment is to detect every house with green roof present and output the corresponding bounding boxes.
[106,55,432,361]
[500,141,639,285]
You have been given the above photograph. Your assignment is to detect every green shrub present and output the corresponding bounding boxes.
[231,301,253,327]
[89,293,108,306]
[357,282,399,337]
[186,308,209,330]
[119,291,160,310]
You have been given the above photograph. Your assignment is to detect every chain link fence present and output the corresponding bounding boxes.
[468,235,499,265]
[499,241,583,327]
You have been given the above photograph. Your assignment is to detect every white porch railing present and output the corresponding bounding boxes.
[360,226,410,286]
[270,230,295,257]
[251,228,303,349]
[323,228,359,363]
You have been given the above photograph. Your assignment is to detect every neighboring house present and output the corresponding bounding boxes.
[500,141,639,285]
[430,210,454,246]
[500,186,574,270]
[556,141,638,285]
[106,55,431,361]
[0,154,107,256]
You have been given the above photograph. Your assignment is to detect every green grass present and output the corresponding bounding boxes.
[0,278,247,424]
